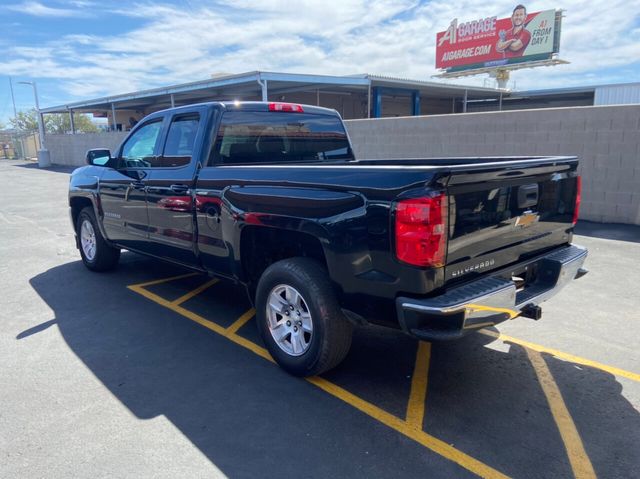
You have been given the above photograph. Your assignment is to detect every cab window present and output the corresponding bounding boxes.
[158,114,199,167]
[213,112,353,165]
[120,120,163,168]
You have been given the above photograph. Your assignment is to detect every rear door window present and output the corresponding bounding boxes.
[157,114,199,168]
[213,112,354,165]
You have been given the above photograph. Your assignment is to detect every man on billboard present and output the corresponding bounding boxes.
[496,4,531,57]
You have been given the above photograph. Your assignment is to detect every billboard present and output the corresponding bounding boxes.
[436,6,561,72]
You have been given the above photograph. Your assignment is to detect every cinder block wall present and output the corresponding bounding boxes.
[48,132,127,167]
[345,105,640,225]
[48,105,639,224]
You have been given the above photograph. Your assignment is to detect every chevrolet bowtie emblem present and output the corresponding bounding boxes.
[515,211,539,228]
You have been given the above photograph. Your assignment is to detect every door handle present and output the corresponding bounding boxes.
[518,183,539,209]
[170,184,190,194]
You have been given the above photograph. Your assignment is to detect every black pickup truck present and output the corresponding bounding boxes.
[69,101,587,376]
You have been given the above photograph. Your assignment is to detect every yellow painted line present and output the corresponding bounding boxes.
[525,349,597,479]
[130,272,199,288]
[406,341,431,429]
[128,281,509,479]
[172,278,219,306]
[307,376,509,479]
[128,284,273,362]
[226,308,256,335]
[227,331,274,363]
[128,284,228,336]
[480,329,640,383]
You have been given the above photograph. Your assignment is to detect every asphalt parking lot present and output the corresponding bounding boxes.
[1,160,639,479]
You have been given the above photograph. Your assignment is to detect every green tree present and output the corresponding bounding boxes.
[10,109,39,132]
[46,112,98,134]
[10,109,98,134]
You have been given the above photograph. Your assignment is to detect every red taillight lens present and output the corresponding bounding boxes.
[268,102,304,113]
[395,193,448,267]
[572,176,581,225]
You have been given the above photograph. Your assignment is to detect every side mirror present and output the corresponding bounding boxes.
[86,148,112,166]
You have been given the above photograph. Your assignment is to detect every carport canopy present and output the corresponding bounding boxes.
[40,71,504,130]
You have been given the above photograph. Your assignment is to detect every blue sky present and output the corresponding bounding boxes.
[1,0,639,125]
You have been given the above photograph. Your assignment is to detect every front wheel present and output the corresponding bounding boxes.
[77,207,120,271]
[256,257,353,377]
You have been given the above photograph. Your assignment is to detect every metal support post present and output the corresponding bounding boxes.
[463,90,468,113]
[170,94,175,108]
[496,69,510,89]
[412,91,421,116]
[372,87,382,118]
[111,103,117,131]
[69,109,76,134]
[257,74,268,101]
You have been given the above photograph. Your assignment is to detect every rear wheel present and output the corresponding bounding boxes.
[256,257,353,377]
[77,207,120,271]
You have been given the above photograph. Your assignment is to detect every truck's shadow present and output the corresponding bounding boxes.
[575,220,640,243]
[15,162,77,174]
[27,258,639,478]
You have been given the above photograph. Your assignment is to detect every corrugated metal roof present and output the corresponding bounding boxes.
[516,81,640,99]
[364,73,500,93]
[594,84,640,105]
[41,70,501,113]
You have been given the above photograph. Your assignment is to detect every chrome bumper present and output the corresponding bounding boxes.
[396,245,588,341]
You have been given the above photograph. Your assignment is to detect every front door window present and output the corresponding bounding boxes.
[120,121,163,168]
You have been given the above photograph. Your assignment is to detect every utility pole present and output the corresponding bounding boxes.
[8,77,25,160]
[9,77,18,117]
[18,80,50,167]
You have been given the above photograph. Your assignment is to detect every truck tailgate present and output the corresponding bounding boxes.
[444,158,580,284]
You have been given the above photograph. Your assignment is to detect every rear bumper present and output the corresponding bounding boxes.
[396,244,588,341]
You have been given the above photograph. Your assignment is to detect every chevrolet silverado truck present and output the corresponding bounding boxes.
[69,101,587,376]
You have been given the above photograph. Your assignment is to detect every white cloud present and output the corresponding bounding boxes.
[5,1,88,17]
[3,0,639,105]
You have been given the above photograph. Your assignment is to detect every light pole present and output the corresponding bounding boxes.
[8,77,26,160]
[17,80,50,167]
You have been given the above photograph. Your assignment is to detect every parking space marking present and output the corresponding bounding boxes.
[480,329,640,383]
[226,308,256,335]
[129,280,274,362]
[130,272,199,288]
[406,341,431,429]
[128,275,510,479]
[172,278,219,306]
[307,375,509,479]
[128,282,229,337]
[526,348,597,479]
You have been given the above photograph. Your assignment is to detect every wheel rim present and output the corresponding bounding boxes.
[266,284,313,357]
[80,219,97,261]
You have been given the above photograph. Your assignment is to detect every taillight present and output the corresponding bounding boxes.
[572,176,581,225]
[268,102,304,113]
[395,192,448,268]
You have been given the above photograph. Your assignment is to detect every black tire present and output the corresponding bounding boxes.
[256,257,353,377]
[76,206,120,272]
